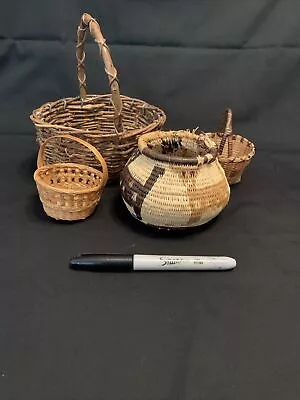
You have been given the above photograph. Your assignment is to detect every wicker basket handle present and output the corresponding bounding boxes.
[37,134,108,185]
[218,108,233,157]
[76,13,123,132]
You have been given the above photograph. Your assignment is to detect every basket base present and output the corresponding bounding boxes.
[228,175,242,185]
[221,167,244,185]
[42,203,97,221]
[123,205,221,231]
[135,217,218,231]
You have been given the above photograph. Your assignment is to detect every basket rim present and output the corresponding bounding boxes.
[138,130,218,166]
[30,94,167,136]
[205,132,255,163]
[33,162,104,195]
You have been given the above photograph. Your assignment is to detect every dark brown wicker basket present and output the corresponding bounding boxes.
[30,13,166,180]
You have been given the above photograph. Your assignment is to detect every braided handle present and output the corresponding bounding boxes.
[218,108,233,156]
[37,134,108,185]
[76,13,123,132]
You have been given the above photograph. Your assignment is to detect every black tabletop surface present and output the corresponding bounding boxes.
[1,133,300,400]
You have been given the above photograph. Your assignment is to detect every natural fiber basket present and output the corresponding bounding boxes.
[120,130,230,229]
[205,109,255,184]
[30,12,166,180]
[33,134,108,221]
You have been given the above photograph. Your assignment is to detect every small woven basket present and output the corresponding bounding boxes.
[120,130,230,229]
[33,134,108,221]
[205,109,255,184]
[30,13,166,180]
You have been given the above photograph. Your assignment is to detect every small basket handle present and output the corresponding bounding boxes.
[37,134,108,185]
[218,108,233,157]
[76,13,123,132]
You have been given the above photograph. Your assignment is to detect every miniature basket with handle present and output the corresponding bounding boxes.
[30,12,166,180]
[33,134,108,221]
[205,109,255,184]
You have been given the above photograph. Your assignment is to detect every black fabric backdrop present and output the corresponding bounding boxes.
[1,1,300,399]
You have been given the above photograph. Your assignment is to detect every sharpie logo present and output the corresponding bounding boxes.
[159,257,182,267]
[159,257,205,267]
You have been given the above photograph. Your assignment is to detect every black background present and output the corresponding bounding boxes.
[1,1,300,399]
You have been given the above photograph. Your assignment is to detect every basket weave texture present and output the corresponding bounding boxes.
[30,13,166,180]
[120,130,230,229]
[205,109,255,184]
[34,134,108,221]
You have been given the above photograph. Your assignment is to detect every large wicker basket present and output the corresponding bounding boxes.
[34,134,108,221]
[205,109,255,185]
[30,13,166,180]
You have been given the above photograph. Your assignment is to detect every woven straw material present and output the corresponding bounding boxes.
[32,95,166,178]
[205,109,255,185]
[205,132,255,184]
[34,135,108,221]
[34,163,104,220]
[30,13,166,180]
[120,130,230,229]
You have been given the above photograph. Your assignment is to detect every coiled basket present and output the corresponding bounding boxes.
[120,130,230,229]
[34,134,108,221]
[205,109,255,184]
[30,13,166,180]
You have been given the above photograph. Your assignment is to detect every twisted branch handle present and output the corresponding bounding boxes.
[218,108,233,157]
[76,13,123,132]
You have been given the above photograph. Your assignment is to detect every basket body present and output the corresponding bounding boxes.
[30,13,166,180]
[206,132,255,184]
[120,131,230,229]
[34,162,105,221]
[31,95,166,179]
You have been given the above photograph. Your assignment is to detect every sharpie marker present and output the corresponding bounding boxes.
[69,254,236,272]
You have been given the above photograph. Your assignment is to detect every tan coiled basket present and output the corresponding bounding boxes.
[120,130,230,229]
[34,134,108,221]
[30,13,166,180]
[205,109,255,185]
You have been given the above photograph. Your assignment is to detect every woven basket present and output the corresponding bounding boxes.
[33,134,108,221]
[30,12,166,180]
[205,109,255,185]
[120,130,230,229]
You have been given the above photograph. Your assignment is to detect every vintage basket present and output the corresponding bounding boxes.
[205,109,255,184]
[33,134,108,221]
[120,130,230,229]
[30,13,166,180]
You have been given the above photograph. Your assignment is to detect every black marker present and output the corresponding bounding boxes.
[69,254,236,272]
